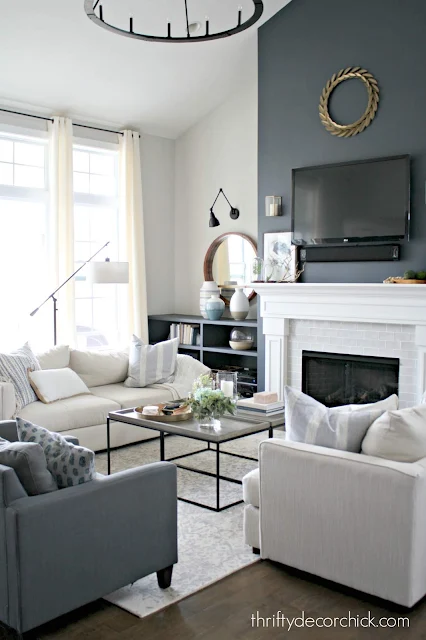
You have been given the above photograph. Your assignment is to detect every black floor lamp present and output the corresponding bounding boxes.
[30,241,129,345]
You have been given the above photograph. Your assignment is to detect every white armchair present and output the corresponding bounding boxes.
[243,438,426,607]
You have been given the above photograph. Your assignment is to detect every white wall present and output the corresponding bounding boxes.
[174,42,258,317]
[141,134,175,314]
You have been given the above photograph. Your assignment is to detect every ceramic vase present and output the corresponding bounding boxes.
[230,286,249,320]
[205,293,225,320]
[200,281,220,318]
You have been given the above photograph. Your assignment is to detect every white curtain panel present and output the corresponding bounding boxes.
[119,130,148,343]
[48,117,75,345]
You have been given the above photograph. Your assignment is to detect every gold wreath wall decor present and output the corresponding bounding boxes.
[319,67,380,138]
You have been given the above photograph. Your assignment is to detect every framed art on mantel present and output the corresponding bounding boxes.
[263,232,297,282]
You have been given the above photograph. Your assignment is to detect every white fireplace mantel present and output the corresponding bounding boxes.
[252,283,426,404]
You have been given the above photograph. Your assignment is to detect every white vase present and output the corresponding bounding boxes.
[200,281,220,318]
[230,286,249,320]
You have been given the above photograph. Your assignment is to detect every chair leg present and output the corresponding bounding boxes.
[157,564,174,589]
[253,547,260,555]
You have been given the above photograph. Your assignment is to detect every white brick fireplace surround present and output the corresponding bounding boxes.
[253,283,426,408]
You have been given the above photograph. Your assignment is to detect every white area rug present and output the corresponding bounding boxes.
[96,430,284,618]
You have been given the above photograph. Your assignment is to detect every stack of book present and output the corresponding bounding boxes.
[169,323,200,346]
[237,397,284,416]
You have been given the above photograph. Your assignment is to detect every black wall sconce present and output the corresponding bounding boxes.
[209,188,240,227]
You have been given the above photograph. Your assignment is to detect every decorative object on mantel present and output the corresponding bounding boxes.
[230,286,249,320]
[205,292,225,320]
[251,256,265,283]
[204,232,257,304]
[319,67,380,138]
[187,374,235,430]
[384,272,426,284]
[84,0,264,44]
[263,232,304,282]
[199,281,220,318]
[208,188,239,227]
[265,196,282,217]
[229,328,254,351]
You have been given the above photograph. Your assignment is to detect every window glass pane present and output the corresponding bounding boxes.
[74,206,90,241]
[90,207,116,243]
[0,139,13,162]
[73,171,90,194]
[0,162,13,185]
[90,152,115,176]
[73,150,89,173]
[90,173,115,196]
[14,141,45,167]
[14,165,44,188]
[75,299,93,330]
[75,280,92,298]
[75,241,95,263]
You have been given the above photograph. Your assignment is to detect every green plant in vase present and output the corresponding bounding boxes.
[187,374,235,429]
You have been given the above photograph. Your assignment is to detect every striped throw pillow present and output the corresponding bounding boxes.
[0,343,40,411]
[125,335,179,388]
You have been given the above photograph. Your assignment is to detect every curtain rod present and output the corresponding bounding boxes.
[0,107,141,138]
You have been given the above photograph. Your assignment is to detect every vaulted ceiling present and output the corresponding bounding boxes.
[0,0,292,138]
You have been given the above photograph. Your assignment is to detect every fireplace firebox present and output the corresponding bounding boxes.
[302,351,399,407]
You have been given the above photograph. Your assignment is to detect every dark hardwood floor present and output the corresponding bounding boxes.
[2,560,425,640]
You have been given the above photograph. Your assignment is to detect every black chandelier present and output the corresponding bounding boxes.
[84,0,264,43]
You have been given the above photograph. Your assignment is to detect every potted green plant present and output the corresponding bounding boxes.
[187,374,235,429]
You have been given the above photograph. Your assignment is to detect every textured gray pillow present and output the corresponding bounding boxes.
[284,386,387,453]
[17,418,95,489]
[0,437,57,496]
[0,342,41,411]
[125,335,179,388]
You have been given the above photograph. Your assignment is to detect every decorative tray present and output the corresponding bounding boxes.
[135,402,192,422]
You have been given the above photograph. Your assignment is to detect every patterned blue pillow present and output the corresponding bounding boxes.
[0,343,40,411]
[16,418,95,489]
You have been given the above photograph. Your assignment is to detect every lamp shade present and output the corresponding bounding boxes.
[87,261,129,284]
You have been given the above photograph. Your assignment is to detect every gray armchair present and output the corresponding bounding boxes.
[0,420,178,634]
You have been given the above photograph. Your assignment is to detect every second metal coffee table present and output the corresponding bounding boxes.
[107,409,283,512]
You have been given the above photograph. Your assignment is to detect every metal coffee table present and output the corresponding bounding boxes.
[107,409,284,512]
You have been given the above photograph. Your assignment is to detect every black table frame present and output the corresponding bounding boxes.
[106,415,274,512]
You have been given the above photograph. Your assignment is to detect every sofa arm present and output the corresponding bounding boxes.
[5,462,177,632]
[259,439,426,606]
[0,383,15,421]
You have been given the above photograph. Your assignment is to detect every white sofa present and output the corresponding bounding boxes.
[243,438,426,607]
[0,346,208,452]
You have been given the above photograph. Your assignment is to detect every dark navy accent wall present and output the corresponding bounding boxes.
[257,0,426,389]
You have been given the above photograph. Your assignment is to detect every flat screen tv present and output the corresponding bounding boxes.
[291,155,410,246]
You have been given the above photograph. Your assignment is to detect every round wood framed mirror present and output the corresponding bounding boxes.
[204,232,257,305]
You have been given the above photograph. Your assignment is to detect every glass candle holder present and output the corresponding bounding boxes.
[251,256,264,283]
[216,371,238,400]
[265,196,282,217]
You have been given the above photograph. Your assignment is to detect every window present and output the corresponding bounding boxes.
[73,144,127,349]
[0,132,51,349]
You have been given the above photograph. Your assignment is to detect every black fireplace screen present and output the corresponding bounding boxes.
[302,351,399,407]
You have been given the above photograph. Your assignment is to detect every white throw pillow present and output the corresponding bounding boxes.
[69,348,129,387]
[125,335,179,388]
[37,345,70,370]
[332,394,398,413]
[28,368,90,404]
[362,405,426,462]
[284,386,387,453]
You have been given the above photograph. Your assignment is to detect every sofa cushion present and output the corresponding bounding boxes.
[90,383,175,409]
[0,343,40,411]
[17,418,95,488]
[362,405,426,462]
[0,437,58,496]
[125,336,178,388]
[242,468,259,508]
[70,348,128,387]
[37,345,70,370]
[17,394,120,432]
[29,368,91,403]
[284,386,386,453]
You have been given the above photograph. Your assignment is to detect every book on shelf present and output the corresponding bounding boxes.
[237,397,284,413]
[169,322,200,346]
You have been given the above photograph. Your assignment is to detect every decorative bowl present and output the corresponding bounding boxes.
[135,403,192,422]
[229,340,253,350]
